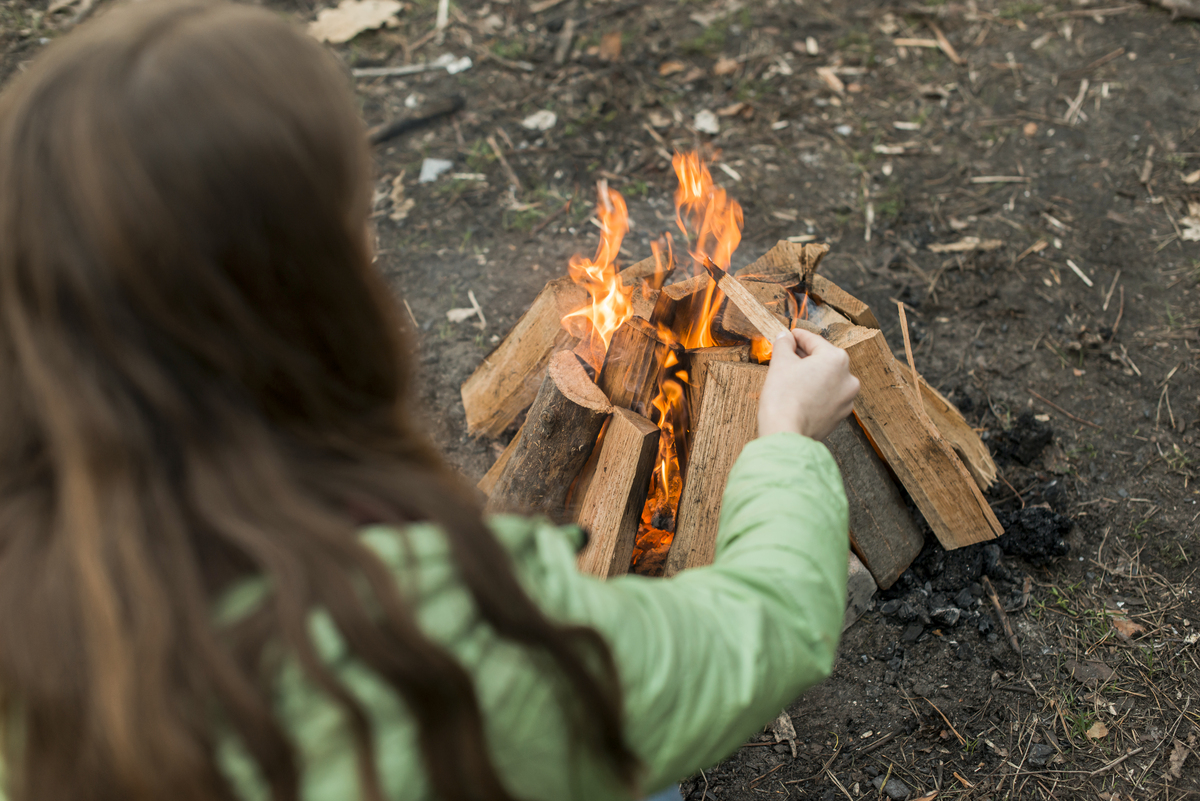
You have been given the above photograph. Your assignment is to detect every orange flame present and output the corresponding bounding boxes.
[633,153,748,574]
[562,182,633,364]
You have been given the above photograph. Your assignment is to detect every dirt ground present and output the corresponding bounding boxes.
[5,0,1200,797]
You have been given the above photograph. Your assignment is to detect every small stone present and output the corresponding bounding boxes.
[954,588,975,609]
[694,110,720,135]
[902,623,924,643]
[871,775,912,800]
[1027,743,1055,767]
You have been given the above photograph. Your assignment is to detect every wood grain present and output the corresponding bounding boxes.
[664,361,769,575]
[576,408,660,578]
[485,351,612,520]
[826,323,1003,549]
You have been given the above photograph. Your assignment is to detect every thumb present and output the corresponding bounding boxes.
[791,327,828,357]
[770,331,801,364]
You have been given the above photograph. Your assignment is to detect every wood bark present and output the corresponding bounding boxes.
[685,345,750,429]
[808,274,880,329]
[825,419,924,589]
[485,351,612,520]
[664,361,768,576]
[575,408,660,578]
[461,277,585,438]
[477,424,522,497]
[919,378,998,491]
[825,323,1003,549]
[598,317,671,417]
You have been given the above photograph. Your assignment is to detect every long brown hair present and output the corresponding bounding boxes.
[0,3,635,799]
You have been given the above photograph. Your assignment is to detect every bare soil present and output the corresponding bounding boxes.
[5,0,1200,797]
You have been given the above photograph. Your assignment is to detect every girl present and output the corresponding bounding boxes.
[0,3,859,800]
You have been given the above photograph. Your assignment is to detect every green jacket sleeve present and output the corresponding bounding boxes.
[522,431,849,794]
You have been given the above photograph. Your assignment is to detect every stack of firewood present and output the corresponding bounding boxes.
[462,239,1002,625]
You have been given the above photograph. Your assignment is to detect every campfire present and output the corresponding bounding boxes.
[464,153,1003,613]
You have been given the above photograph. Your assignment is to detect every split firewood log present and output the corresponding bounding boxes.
[461,277,585,438]
[485,351,612,521]
[575,408,660,579]
[825,419,924,589]
[825,323,1003,549]
[664,361,768,575]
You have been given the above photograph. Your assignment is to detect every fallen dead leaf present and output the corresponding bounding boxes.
[770,710,799,758]
[446,307,477,323]
[816,66,845,94]
[598,31,622,61]
[308,0,401,43]
[658,60,686,77]
[1086,721,1110,740]
[1183,201,1200,242]
[648,111,672,129]
[1183,168,1200,185]
[1112,616,1145,641]
[1066,658,1115,688]
[389,172,414,222]
[717,101,747,117]
[1168,739,1190,780]
[714,56,740,76]
[927,237,1003,253]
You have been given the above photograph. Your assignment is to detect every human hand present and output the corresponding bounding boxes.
[758,328,860,441]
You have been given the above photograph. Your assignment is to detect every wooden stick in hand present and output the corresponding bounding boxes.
[699,257,790,342]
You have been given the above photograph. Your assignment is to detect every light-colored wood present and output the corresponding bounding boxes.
[808,274,880,329]
[485,351,612,521]
[685,345,750,428]
[477,424,522,497]
[825,323,1003,550]
[824,419,924,589]
[713,271,790,342]
[739,240,830,282]
[576,408,660,578]
[720,281,793,342]
[597,317,671,417]
[843,553,878,631]
[919,379,998,491]
[663,361,769,575]
[462,277,585,438]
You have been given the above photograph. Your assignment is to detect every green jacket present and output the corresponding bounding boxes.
[11,433,850,800]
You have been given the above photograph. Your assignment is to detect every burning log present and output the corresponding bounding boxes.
[462,277,585,438]
[597,317,673,418]
[685,344,750,427]
[576,408,661,578]
[650,273,711,332]
[485,350,612,521]
[664,361,768,576]
[825,323,1003,549]
[825,419,924,589]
